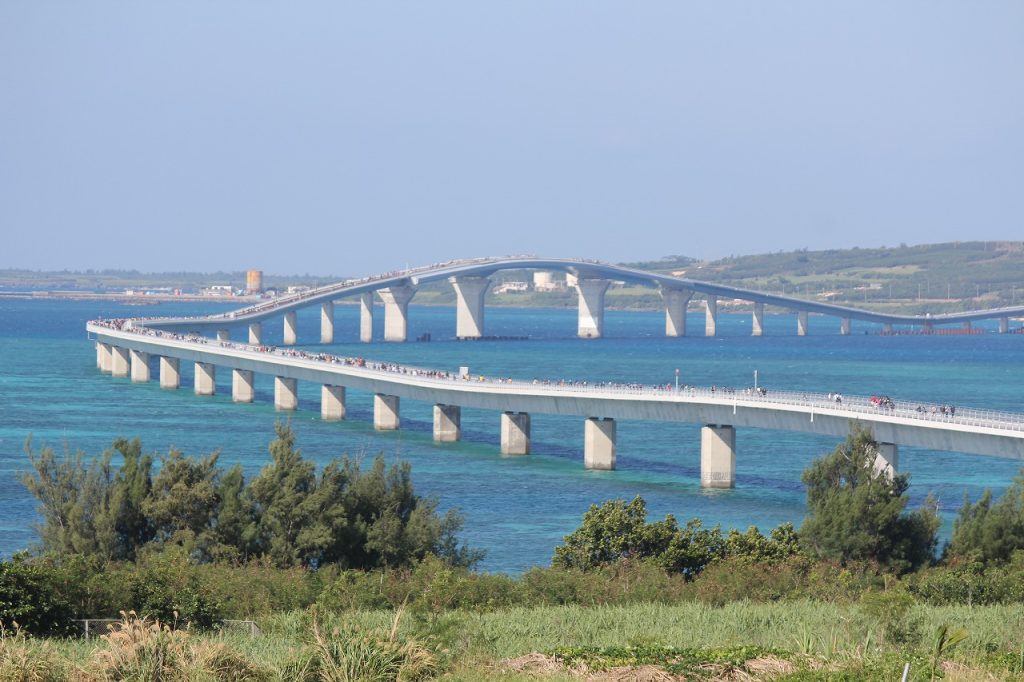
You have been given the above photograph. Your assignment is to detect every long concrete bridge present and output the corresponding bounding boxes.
[132,256,1024,344]
[89,318,1024,489]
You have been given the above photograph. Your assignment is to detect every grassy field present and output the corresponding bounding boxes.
[8,600,1024,680]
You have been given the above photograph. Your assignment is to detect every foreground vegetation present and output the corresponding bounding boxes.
[7,424,1024,678]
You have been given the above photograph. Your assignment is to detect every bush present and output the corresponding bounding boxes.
[0,555,75,636]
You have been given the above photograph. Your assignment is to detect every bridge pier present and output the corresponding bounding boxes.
[360,292,374,343]
[923,321,933,333]
[217,329,230,342]
[110,346,130,377]
[704,297,718,337]
[450,276,490,339]
[97,342,112,373]
[322,385,346,421]
[1000,317,1009,334]
[232,369,255,403]
[584,417,616,470]
[661,288,693,337]
[130,350,150,383]
[378,285,416,342]
[283,311,298,346]
[752,302,764,337]
[194,362,216,396]
[500,411,530,455]
[873,442,898,479]
[433,404,461,442]
[374,393,400,430]
[575,279,609,338]
[840,318,851,335]
[883,323,893,335]
[274,376,298,411]
[159,356,180,389]
[963,321,972,332]
[321,301,334,344]
[700,424,735,489]
[797,311,808,336]
[248,322,262,346]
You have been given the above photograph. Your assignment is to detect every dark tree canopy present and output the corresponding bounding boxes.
[948,471,1024,565]
[799,425,939,571]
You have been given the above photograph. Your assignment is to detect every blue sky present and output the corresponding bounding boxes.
[2,2,1021,276]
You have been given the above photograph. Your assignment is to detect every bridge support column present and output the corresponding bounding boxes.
[797,311,808,336]
[575,279,610,338]
[232,369,255,403]
[110,346,130,377]
[661,288,693,337]
[923,321,933,334]
[374,393,400,430]
[500,412,531,455]
[840,318,851,335]
[378,285,416,342]
[274,376,298,411]
[433,404,461,442]
[322,385,346,421]
[194,362,216,396]
[752,302,764,337]
[873,442,898,479]
[963,321,972,332]
[130,350,150,383]
[704,297,718,337]
[360,292,374,343]
[97,342,112,373]
[283,311,298,346]
[584,417,616,470]
[217,329,230,342]
[450,276,490,339]
[883,323,893,335]
[321,301,334,344]
[248,322,262,346]
[159,357,179,389]
[700,424,735,489]
[999,317,1009,334]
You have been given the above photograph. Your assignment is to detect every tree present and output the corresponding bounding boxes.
[800,425,939,571]
[142,448,221,560]
[947,471,1024,564]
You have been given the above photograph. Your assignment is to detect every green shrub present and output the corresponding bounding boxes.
[0,555,75,636]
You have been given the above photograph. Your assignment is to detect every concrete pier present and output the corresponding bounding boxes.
[584,417,616,470]
[883,323,893,334]
[575,279,609,339]
[700,424,735,489]
[963,321,972,332]
[274,376,298,411]
[232,369,255,403]
[1000,317,1009,334]
[194,362,216,396]
[374,393,401,430]
[378,285,416,342]
[283,311,298,346]
[923,321,934,333]
[97,342,112,373]
[130,350,150,383]
[797,311,808,336]
[752,302,765,337]
[500,411,531,455]
[248,322,262,346]
[159,356,180,389]
[450,276,490,339]
[217,329,230,342]
[360,292,374,343]
[873,442,899,479]
[433,404,461,442]
[110,346,130,377]
[321,301,334,344]
[661,288,693,337]
[840,318,851,336]
[704,297,718,337]
[321,385,346,421]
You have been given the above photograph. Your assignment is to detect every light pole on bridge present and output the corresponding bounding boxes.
[675,368,680,393]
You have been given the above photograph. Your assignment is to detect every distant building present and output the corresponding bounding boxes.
[494,281,529,294]
[533,271,566,291]
[202,285,234,297]
[246,270,263,293]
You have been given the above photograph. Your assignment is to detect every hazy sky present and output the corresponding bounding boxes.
[2,3,1022,276]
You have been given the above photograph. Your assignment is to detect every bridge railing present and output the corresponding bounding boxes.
[90,322,1024,435]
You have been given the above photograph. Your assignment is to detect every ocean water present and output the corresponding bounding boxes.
[1,298,1022,572]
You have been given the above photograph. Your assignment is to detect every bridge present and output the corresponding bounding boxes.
[131,256,1024,344]
[89,261,1024,486]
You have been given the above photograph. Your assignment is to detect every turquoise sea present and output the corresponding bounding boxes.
[1,298,1022,572]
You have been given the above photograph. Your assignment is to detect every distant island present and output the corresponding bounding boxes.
[3,240,1022,315]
